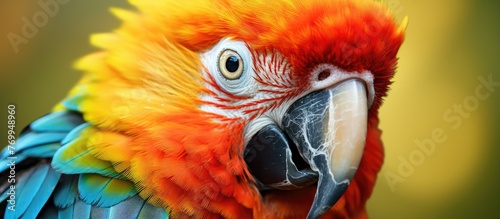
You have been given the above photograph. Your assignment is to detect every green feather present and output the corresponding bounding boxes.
[52,124,123,179]
[78,174,137,208]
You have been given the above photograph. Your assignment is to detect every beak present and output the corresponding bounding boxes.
[244,79,368,219]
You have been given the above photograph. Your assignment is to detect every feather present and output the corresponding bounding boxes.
[0,155,26,173]
[2,132,67,157]
[5,165,48,218]
[61,93,85,112]
[90,206,110,218]
[137,202,169,219]
[19,166,61,219]
[57,200,91,219]
[5,164,48,219]
[105,195,170,219]
[52,124,121,178]
[53,175,79,208]
[57,206,73,219]
[0,188,9,203]
[72,201,91,219]
[21,143,60,158]
[60,123,90,146]
[108,195,146,219]
[30,111,84,133]
[0,162,34,203]
[78,173,137,208]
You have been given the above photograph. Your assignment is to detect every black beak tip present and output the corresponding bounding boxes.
[306,179,349,219]
[306,206,330,219]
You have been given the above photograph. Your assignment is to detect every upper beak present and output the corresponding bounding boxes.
[244,79,368,218]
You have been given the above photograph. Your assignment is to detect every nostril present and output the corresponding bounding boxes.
[317,70,331,81]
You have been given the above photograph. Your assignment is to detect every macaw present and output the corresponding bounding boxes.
[0,0,405,218]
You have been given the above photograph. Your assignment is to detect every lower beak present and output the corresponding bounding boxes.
[244,79,368,219]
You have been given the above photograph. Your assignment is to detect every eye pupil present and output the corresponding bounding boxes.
[225,56,240,73]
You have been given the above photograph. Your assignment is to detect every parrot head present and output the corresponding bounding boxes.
[74,0,405,218]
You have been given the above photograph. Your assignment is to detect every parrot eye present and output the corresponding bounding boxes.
[218,49,244,80]
[201,38,254,95]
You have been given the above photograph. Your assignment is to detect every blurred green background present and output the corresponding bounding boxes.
[0,0,499,218]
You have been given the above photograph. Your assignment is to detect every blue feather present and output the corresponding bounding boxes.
[30,111,84,132]
[0,158,32,208]
[61,93,85,112]
[19,166,61,219]
[5,164,48,219]
[60,123,90,145]
[21,143,60,158]
[72,200,91,219]
[108,195,145,219]
[0,155,26,173]
[16,132,67,151]
[1,132,67,159]
[57,200,92,219]
[78,174,137,208]
[53,175,79,208]
[57,206,73,219]
[90,206,110,218]
[137,201,169,219]
[0,189,9,203]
